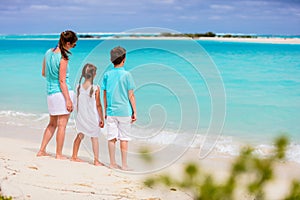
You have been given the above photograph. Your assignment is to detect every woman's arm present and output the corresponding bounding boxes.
[128,90,137,123]
[59,58,73,112]
[95,86,104,128]
[42,58,46,77]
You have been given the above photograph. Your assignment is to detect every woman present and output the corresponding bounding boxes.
[37,30,78,159]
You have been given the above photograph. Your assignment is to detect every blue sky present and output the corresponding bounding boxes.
[0,0,299,35]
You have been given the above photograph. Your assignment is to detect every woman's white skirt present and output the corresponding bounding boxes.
[47,91,75,116]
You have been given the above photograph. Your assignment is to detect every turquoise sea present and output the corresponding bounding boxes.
[0,34,299,163]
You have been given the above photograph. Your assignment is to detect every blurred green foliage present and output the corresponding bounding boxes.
[0,195,12,200]
[143,136,300,200]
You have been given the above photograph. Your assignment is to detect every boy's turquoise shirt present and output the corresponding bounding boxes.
[101,67,135,117]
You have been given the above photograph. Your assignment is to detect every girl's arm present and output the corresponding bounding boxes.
[128,90,137,123]
[42,58,46,77]
[103,90,107,119]
[59,58,73,112]
[95,86,104,128]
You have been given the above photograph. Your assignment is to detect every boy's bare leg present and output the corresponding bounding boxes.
[91,137,104,166]
[71,133,85,162]
[55,114,69,159]
[120,140,129,170]
[108,138,118,168]
[37,115,58,156]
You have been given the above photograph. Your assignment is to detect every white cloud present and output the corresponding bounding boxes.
[26,4,83,12]
[210,4,234,11]
[153,0,175,4]
[209,15,222,20]
[174,6,183,10]
[28,5,51,10]
[210,4,234,12]
[178,15,198,20]
[241,0,269,7]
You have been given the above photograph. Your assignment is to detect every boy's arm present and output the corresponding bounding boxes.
[128,90,137,123]
[42,58,46,77]
[95,86,104,128]
[103,90,107,119]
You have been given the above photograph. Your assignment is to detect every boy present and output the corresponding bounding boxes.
[101,46,137,170]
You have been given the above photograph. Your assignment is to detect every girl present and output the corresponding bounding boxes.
[71,63,105,166]
[37,30,78,159]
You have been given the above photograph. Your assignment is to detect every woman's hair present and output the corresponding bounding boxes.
[59,30,78,60]
[77,63,97,110]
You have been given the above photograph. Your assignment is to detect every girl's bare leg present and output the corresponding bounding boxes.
[71,133,85,162]
[56,114,69,159]
[37,115,58,156]
[91,137,104,166]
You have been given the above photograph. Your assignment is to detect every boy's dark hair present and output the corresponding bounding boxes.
[110,46,126,65]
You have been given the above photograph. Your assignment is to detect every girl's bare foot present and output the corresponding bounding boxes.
[71,157,85,162]
[55,155,68,160]
[94,160,104,166]
[36,150,51,157]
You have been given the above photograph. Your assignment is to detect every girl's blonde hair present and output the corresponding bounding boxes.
[77,63,97,110]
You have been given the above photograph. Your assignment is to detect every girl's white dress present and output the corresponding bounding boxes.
[75,84,101,137]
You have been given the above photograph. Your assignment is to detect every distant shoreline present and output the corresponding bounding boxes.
[1,33,300,44]
[76,32,300,44]
[77,35,300,44]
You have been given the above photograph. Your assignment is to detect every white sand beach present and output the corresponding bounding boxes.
[1,122,300,200]
[197,36,300,44]
[0,123,191,200]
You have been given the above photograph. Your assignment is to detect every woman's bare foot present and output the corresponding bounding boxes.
[94,160,104,166]
[70,157,85,162]
[55,155,68,160]
[36,150,51,157]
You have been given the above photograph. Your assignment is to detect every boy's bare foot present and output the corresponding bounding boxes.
[121,166,133,171]
[109,164,121,169]
[55,155,68,160]
[94,160,104,166]
[36,150,51,157]
[71,157,85,162]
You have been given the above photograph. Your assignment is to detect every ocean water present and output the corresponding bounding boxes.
[0,34,299,163]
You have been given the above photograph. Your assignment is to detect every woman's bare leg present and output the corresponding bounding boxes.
[37,115,58,156]
[56,114,69,159]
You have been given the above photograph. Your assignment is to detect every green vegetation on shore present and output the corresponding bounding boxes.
[160,32,257,39]
[221,34,257,38]
[78,32,257,39]
[160,32,216,38]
